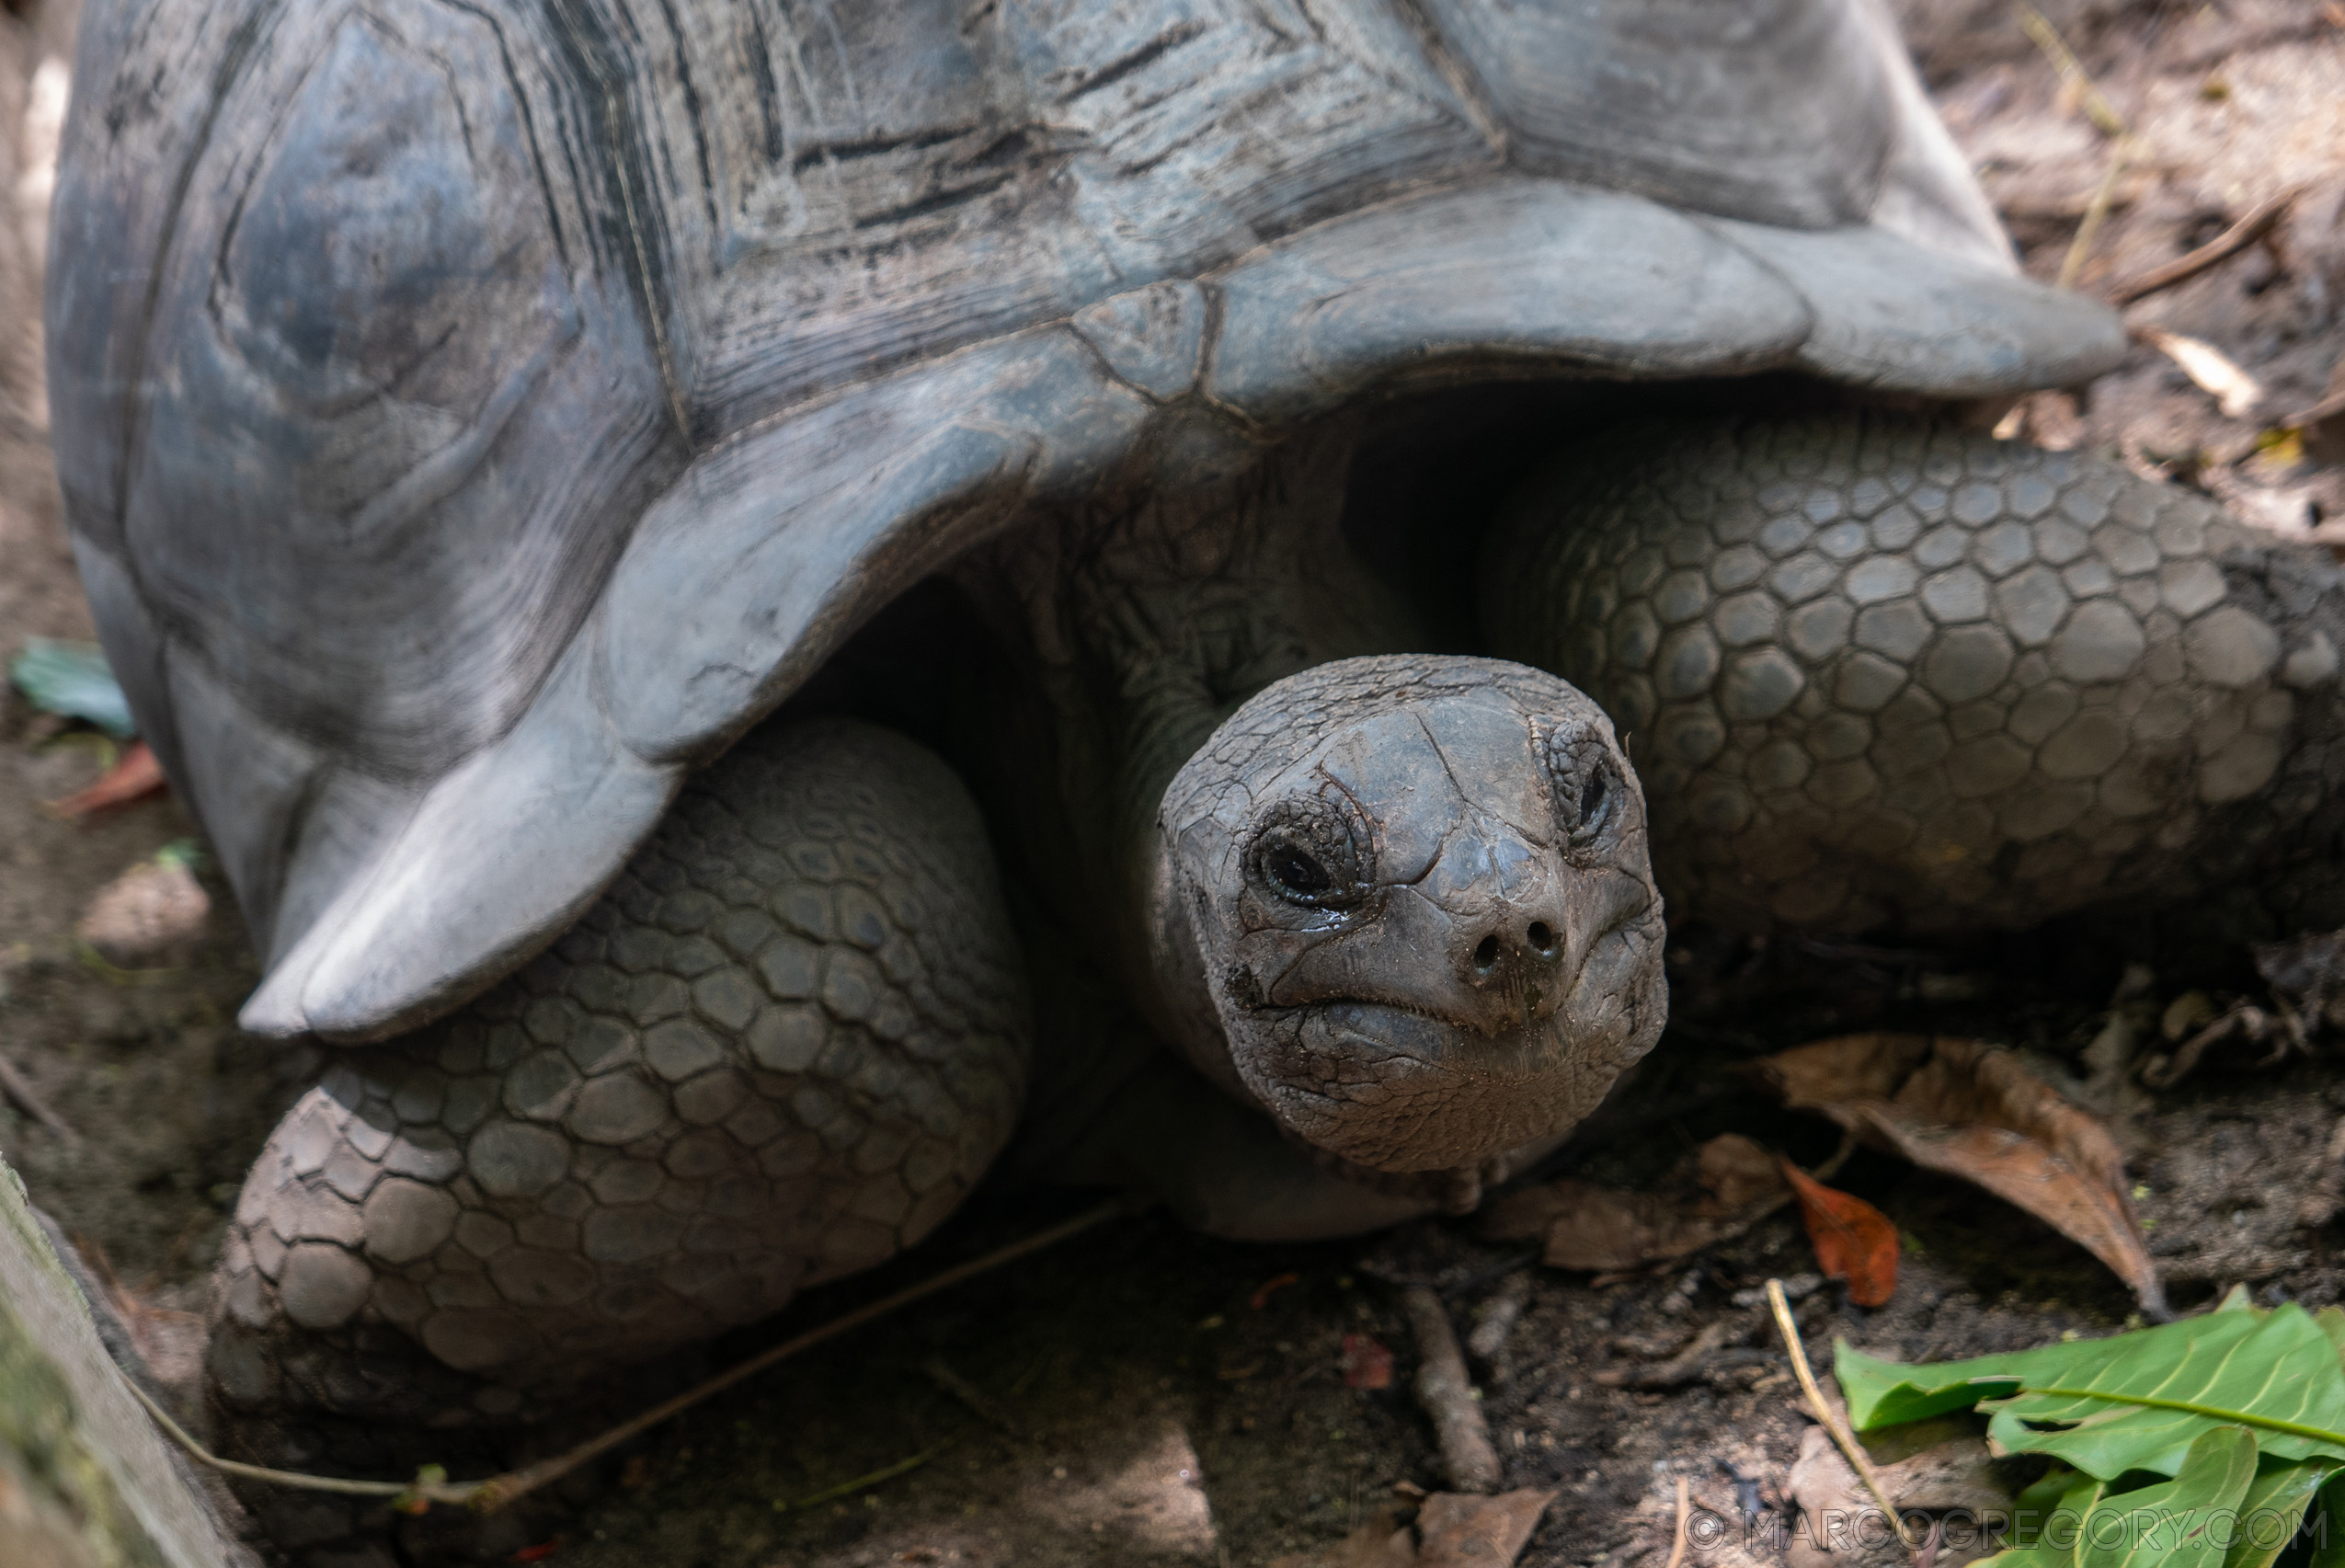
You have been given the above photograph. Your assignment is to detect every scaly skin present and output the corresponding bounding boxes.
[212,407,2345,1564]
[961,427,1667,1208]
[1148,656,1665,1191]
[1485,413,2345,938]
[208,719,1030,1553]
[209,426,1678,1565]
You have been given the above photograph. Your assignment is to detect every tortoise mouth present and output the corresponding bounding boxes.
[1237,995,1613,1173]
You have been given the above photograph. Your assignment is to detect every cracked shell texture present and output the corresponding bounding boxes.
[67,0,2121,1047]
[208,719,1030,1412]
[1485,414,2345,934]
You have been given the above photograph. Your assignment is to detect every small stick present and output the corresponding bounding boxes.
[2110,190,2298,305]
[2060,146,2132,292]
[2283,387,2345,432]
[1594,1319,1740,1391]
[1466,1271,1534,1364]
[120,1196,1138,1512]
[922,1357,1024,1437]
[119,1376,451,1501]
[1402,1285,1501,1494]
[1765,1278,1916,1551]
[2014,3,2132,292]
[781,1443,945,1511]
[0,1051,80,1146]
[1663,1476,1692,1568]
[2016,4,2126,137]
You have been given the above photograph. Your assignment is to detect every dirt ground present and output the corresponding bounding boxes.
[4,4,2345,1566]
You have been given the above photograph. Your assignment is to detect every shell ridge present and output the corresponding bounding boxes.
[57,0,2144,1041]
[1699,215,2127,395]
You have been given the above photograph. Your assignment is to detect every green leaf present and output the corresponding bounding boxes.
[154,839,204,874]
[7,638,135,738]
[1988,1309,2345,1478]
[1985,1470,2107,1568]
[2315,1308,2345,1368]
[1837,1304,2345,1479]
[2221,1458,2340,1568]
[2308,1471,2345,1568]
[1838,1343,2029,1428]
[2076,1426,2258,1568]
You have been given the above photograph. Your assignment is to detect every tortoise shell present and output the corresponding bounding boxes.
[46,0,2123,1040]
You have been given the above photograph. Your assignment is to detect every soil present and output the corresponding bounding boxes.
[2,5,2342,1566]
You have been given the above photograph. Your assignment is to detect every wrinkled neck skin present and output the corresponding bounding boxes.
[967,418,1426,1070]
[967,420,1668,1207]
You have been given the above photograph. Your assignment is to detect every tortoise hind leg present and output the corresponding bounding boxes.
[208,718,1030,1555]
[1484,411,2345,939]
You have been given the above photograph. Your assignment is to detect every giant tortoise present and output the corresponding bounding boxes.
[45,0,2345,1552]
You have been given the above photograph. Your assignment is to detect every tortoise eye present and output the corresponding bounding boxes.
[1263,842,1333,898]
[1541,727,1624,850]
[1578,769,1608,829]
[1247,796,1369,910]
[1565,758,1621,846]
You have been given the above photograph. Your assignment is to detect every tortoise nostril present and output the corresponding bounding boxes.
[1527,921,1555,956]
[1472,934,1500,972]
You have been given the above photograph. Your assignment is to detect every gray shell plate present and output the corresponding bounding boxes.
[46,0,2126,1041]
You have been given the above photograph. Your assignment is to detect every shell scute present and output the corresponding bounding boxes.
[127,0,672,784]
[51,0,2130,1038]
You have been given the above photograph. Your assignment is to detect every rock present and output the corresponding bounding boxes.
[0,1150,249,1567]
[75,849,209,967]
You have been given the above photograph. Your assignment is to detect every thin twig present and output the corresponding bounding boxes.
[2284,387,2345,432]
[2110,190,2299,305]
[1466,1271,1534,1364]
[1595,1319,1741,1391]
[1765,1278,1916,1551]
[2061,147,2133,292]
[1813,1130,1859,1184]
[1403,1285,1502,1494]
[781,1442,947,1511]
[74,939,183,988]
[2015,3,2132,292]
[1663,1476,1691,1568]
[122,1196,1139,1513]
[2016,3,2126,136]
[922,1357,1024,1437]
[0,1050,80,1145]
[118,1376,453,1502]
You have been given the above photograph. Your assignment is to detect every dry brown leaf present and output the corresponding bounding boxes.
[1482,1133,1788,1271]
[44,739,166,818]
[1416,1490,1559,1568]
[1265,1492,1557,1568]
[1755,1035,2167,1319]
[1699,1132,1787,1210]
[2134,326,2264,418]
[1268,1513,1418,1568]
[1779,1161,1898,1308]
[1785,1426,2010,1568]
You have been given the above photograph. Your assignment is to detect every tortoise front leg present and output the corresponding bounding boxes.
[1484,413,2345,939]
[208,719,1031,1555]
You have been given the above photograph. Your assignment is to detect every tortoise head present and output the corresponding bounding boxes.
[1150,656,1666,1181]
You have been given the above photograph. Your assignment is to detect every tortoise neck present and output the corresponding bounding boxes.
[969,418,1427,1018]
[1103,427,1429,1043]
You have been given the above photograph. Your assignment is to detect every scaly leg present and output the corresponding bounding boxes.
[209,719,1030,1558]
[1485,412,2345,939]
